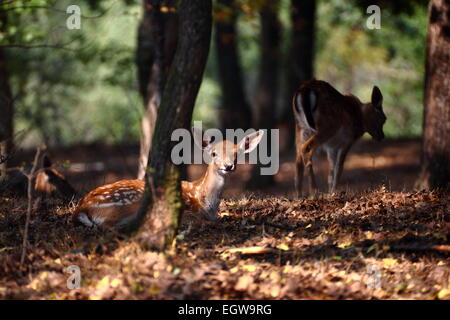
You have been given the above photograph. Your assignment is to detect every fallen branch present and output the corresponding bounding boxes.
[390,244,450,254]
[432,245,450,253]
[221,246,281,255]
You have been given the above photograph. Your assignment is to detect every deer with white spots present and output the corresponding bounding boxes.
[73,128,264,228]
[293,79,386,196]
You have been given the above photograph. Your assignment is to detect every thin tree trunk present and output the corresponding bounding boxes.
[215,0,252,130]
[131,0,212,250]
[0,12,13,182]
[247,0,280,188]
[419,0,450,189]
[136,0,178,180]
[280,0,316,151]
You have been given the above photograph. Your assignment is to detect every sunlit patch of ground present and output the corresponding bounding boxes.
[0,187,448,300]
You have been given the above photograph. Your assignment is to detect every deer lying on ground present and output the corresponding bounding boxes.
[293,79,386,196]
[73,128,264,228]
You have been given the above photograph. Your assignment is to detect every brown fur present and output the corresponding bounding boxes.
[293,79,386,196]
[181,141,238,220]
[73,180,145,227]
[34,156,77,200]
[73,131,264,228]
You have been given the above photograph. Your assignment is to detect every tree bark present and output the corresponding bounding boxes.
[419,0,450,190]
[136,0,178,180]
[280,0,316,151]
[0,12,13,182]
[247,0,280,188]
[132,0,212,250]
[214,0,252,130]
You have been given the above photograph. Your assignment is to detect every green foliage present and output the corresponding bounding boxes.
[0,0,55,44]
[4,0,428,147]
[193,77,221,129]
[6,0,142,146]
[316,0,427,137]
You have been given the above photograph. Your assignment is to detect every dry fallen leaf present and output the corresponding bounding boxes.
[234,275,253,291]
[382,258,398,267]
[226,246,279,255]
[277,243,290,251]
[242,265,257,272]
[270,285,281,298]
[437,288,450,300]
[337,239,353,249]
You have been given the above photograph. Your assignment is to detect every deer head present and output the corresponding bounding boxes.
[192,128,264,175]
[362,86,386,141]
[35,154,77,200]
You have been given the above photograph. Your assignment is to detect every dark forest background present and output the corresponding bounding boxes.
[1,0,427,148]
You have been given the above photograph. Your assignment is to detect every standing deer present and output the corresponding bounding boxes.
[293,79,386,196]
[73,128,264,228]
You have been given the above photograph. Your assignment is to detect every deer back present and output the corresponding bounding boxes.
[293,80,366,140]
[73,179,145,227]
[34,155,77,200]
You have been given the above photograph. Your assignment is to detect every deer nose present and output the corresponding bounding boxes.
[375,131,384,141]
[224,164,235,171]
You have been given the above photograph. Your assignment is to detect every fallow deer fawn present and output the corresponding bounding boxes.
[293,79,386,196]
[73,128,264,228]
[4,153,77,199]
[35,155,77,200]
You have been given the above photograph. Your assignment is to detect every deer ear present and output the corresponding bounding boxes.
[43,155,52,168]
[293,91,302,114]
[192,127,213,150]
[239,130,264,154]
[371,86,383,109]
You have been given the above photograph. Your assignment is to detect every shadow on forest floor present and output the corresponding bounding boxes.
[0,183,448,299]
[1,138,449,299]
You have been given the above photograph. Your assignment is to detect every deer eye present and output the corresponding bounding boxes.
[211,152,217,158]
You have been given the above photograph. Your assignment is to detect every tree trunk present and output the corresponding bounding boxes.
[131,0,212,250]
[136,0,178,180]
[419,0,450,190]
[215,0,252,130]
[247,0,280,188]
[0,12,13,182]
[280,0,316,151]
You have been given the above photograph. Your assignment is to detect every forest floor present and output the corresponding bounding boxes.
[1,138,449,299]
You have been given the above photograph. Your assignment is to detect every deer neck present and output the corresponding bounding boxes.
[360,104,373,135]
[198,164,226,206]
[346,95,365,138]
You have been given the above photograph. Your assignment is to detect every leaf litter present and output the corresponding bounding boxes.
[0,187,448,299]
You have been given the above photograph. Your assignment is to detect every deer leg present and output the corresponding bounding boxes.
[307,164,317,194]
[294,128,306,198]
[301,135,318,167]
[300,135,319,194]
[330,147,350,193]
[295,154,304,198]
[326,149,338,193]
